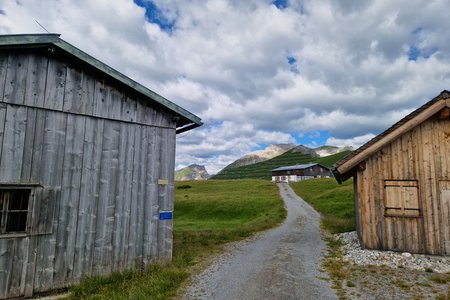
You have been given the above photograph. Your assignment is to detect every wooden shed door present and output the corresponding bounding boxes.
[439,182,450,255]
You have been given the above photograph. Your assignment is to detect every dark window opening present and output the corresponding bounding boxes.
[0,189,31,234]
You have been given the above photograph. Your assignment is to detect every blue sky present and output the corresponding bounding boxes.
[134,0,175,32]
[2,0,450,173]
[273,0,288,9]
[295,130,330,148]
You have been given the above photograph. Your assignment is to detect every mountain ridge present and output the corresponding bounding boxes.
[217,143,352,175]
[211,146,352,180]
[224,143,296,170]
[176,144,353,181]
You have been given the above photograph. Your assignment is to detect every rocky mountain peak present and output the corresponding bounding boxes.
[175,164,210,181]
[224,143,296,170]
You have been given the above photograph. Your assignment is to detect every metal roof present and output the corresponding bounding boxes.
[0,34,202,133]
[271,163,327,172]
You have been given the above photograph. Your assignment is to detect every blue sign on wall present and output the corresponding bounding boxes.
[159,211,173,220]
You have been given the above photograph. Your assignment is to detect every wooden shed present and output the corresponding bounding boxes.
[0,34,202,298]
[271,163,330,183]
[333,91,450,256]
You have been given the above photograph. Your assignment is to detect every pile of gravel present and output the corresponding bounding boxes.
[335,231,450,274]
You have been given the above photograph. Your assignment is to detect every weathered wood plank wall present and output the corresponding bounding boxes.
[0,51,177,298]
[0,51,174,128]
[356,115,450,255]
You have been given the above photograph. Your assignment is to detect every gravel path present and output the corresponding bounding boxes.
[182,183,336,300]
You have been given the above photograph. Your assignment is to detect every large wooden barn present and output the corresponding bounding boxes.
[0,34,202,298]
[333,91,450,256]
[271,163,330,183]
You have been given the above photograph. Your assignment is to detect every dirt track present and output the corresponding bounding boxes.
[182,183,336,300]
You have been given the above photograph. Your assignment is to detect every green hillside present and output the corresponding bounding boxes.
[211,150,351,180]
[317,151,350,168]
[174,168,191,181]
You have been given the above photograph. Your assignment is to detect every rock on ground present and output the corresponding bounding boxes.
[336,231,450,273]
[333,231,450,299]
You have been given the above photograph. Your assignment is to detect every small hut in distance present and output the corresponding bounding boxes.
[333,90,450,256]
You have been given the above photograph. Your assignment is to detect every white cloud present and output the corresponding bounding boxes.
[1,0,450,173]
[326,134,376,149]
[176,121,295,173]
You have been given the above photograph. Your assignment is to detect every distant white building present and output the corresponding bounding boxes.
[271,163,331,183]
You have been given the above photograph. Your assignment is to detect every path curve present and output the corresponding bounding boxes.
[182,183,336,300]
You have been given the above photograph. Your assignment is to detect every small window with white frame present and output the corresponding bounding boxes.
[0,188,31,234]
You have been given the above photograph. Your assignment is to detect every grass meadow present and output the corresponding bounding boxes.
[69,179,286,299]
[290,178,355,233]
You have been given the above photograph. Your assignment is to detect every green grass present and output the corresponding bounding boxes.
[290,178,355,233]
[68,180,286,299]
[69,264,189,300]
[427,273,450,284]
[174,168,192,181]
[322,237,349,299]
[173,180,286,255]
[317,151,351,169]
[211,150,351,180]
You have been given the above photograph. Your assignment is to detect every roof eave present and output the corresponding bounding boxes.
[53,38,202,127]
[0,34,202,129]
[0,33,61,46]
[333,90,450,183]
[176,122,203,134]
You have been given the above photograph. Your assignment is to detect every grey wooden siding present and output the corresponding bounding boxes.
[0,51,176,298]
[0,52,175,128]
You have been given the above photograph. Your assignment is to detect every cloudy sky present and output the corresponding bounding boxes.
[1,0,450,174]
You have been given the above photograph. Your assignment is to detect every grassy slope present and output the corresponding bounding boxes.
[212,150,351,180]
[174,168,191,181]
[317,151,351,168]
[290,178,355,233]
[69,180,286,299]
